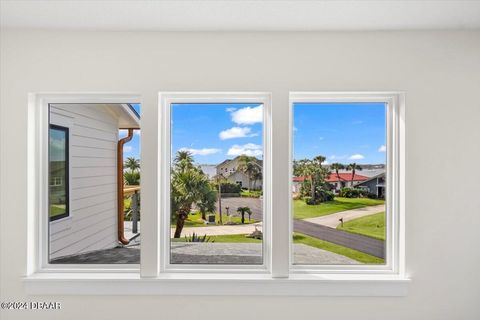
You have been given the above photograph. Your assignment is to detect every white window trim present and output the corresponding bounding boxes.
[24,92,409,296]
[288,92,406,275]
[27,93,142,274]
[158,92,273,274]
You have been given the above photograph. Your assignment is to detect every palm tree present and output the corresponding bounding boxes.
[124,171,140,185]
[346,163,363,187]
[330,162,345,191]
[251,171,263,190]
[171,151,213,238]
[124,157,140,173]
[196,184,217,220]
[237,207,252,224]
[174,150,194,172]
[237,155,261,191]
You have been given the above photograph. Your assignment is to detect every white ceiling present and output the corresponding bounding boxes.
[1,0,480,31]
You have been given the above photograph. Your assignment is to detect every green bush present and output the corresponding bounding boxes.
[214,182,241,193]
[367,192,378,199]
[241,190,263,198]
[339,187,368,198]
[318,189,335,202]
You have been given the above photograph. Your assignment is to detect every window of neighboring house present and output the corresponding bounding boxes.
[49,125,69,222]
[161,92,271,270]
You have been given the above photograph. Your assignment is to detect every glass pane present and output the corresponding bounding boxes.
[292,102,386,265]
[49,126,68,220]
[48,103,141,264]
[170,103,264,265]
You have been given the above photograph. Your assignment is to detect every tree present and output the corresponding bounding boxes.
[212,173,228,224]
[237,207,252,224]
[346,163,363,186]
[123,171,140,185]
[196,184,217,220]
[123,157,140,185]
[330,162,345,190]
[251,170,262,190]
[171,150,213,238]
[237,155,261,191]
[293,155,331,203]
[124,157,140,172]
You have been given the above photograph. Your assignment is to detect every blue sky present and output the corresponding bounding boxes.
[171,103,264,164]
[119,103,141,159]
[293,102,386,164]
[120,102,386,166]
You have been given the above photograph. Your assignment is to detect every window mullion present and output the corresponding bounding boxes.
[140,99,160,277]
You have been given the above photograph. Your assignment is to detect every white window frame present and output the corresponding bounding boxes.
[27,93,142,274]
[24,91,408,296]
[158,92,272,274]
[289,92,406,275]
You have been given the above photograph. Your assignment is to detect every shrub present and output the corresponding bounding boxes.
[367,192,378,199]
[213,182,241,194]
[318,189,335,202]
[339,187,368,198]
[240,190,263,198]
[184,232,214,243]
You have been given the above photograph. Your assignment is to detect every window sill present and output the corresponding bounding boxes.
[23,272,410,296]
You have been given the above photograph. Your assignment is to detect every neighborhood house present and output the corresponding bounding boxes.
[215,156,263,190]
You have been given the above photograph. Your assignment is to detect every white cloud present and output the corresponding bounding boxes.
[322,160,329,165]
[179,147,221,156]
[378,145,386,152]
[349,154,365,160]
[226,107,237,112]
[227,143,262,157]
[219,127,257,140]
[123,145,133,153]
[230,105,263,125]
[330,154,347,160]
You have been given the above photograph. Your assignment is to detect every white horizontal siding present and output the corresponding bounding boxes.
[49,104,119,260]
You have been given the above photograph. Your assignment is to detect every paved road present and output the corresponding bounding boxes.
[304,205,385,228]
[294,219,385,259]
[215,197,263,221]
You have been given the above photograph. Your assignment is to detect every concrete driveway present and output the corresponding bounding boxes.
[303,204,385,228]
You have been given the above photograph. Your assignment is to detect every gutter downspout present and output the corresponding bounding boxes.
[117,128,134,245]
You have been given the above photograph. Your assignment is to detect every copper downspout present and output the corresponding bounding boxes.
[117,128,134,245]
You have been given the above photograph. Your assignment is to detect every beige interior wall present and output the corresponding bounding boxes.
[1,30,479,320]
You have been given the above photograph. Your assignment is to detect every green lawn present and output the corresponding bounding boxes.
[337,212,386,240]
[293,232,384,264]
[293,197,385,220]
[171,211,257,228]
[240,190,262,198]
[172,234,262,243]
[49,204,66,218]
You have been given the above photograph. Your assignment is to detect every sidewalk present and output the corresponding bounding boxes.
[303,205,385,228]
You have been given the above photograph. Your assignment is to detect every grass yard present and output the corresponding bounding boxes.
[49,204,66,218]
[293,197,385,220]
[337,212,385,240]
[293,232,384,264]
[171,211,257,228]
[172,234,262,243]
